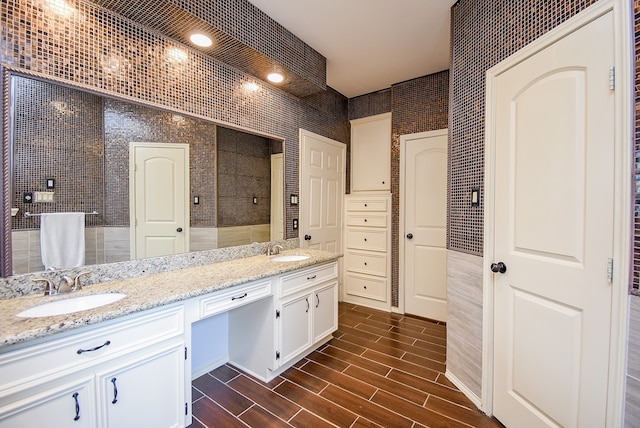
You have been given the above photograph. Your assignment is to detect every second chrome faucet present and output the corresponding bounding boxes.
[34,271,91,296]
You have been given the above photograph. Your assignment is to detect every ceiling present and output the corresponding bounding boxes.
[247,0,456,98]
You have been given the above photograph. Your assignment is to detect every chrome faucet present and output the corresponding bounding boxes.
[33,271,91,296]
[266,243,284,256]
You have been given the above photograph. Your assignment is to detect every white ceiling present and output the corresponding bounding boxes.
[248,0,456,98]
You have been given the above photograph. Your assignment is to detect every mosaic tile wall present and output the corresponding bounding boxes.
[103,98,218,227]
[633,0,640,293]
[217,126,271,227]
[90,0,327,97]
[449,0,598,256]
[0,0,349,254]
[346,73,450,307]
[12,76,105,229]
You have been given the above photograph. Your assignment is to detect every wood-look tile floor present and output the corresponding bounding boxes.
[189,303,505,428]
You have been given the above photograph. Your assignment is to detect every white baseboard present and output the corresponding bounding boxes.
[445,369,484,412]
[191,355,228,380]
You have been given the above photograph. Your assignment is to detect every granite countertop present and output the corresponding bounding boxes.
[0,249,340,351]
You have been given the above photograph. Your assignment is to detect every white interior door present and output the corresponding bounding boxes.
[271,153,284,241]
[299,129,345,253]
[401,130,448,321]
[130,143,189,259]
[490,10,614,427]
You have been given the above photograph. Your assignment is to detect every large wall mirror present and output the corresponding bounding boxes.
[4,73,285,276]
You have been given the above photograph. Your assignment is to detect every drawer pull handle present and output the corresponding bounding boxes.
[306,298,310,313]
[111,377,118,404]
[77,340,111,354]
[307,275,317,280]
[231,293,248,301]
[72,392,80,421]
[316,294,320,308]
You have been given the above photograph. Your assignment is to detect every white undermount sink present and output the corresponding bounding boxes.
[270,254,310,262]
[16,293,127,318]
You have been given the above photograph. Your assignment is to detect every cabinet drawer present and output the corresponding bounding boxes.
[345,273,387,302]
[346,214,387,228]
[0,305,184,394]
[345,229,387,252]
[279,263,338,298]
[345,251,387,277]
[199,280,271,319]
[346,198,388,212]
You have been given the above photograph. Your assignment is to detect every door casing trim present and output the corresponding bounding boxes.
[482,0,632,424]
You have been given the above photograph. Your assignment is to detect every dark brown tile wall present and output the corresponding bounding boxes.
[217,127,271,227]
[633,0,640,294]
[11,76,105,229]
[1,0,348,241]
[90,0,327,97]
[103,98,218,227]
[448,0,598,256]
[346,73,449,306]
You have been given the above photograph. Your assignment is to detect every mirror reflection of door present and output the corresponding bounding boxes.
[270,153,284,241]
[130,142,190,259]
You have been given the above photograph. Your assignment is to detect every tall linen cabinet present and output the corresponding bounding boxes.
[343,113,391,311]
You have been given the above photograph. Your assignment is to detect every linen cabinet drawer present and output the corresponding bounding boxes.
[345,229,387,252]
[345,273,387,302]
[0,305,184,393]
[279,262,338,298]
[346,198,388,212]
[200,280,272,319]
[346,214,387,228]
[344,251,387,277]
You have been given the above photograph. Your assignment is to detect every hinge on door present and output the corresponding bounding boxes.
[276,351,280,360]
[276,309,280,319]
[607,258,614,282]
[609,66,615,90]
[184,347,188,360]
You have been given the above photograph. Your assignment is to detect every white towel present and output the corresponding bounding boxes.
[40,212,85,270]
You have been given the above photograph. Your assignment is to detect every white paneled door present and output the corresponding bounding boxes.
[130,143,189,259]
[401,130,448,321]
[490,10,614,428]
[299,129,345,254]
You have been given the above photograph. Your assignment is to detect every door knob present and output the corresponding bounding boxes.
[304,234,312,241]
[490,262,507,274]
[406,233,413,239]
[176,227,183,232]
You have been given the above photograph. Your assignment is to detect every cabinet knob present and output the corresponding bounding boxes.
[364,203,368,207]
[406,233,413,239]
[176,227,183,232]
[364,238,367,242]
[364,219,367,223]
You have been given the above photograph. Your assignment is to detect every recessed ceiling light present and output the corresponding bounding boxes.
[189,33,212,48]
[267,73,284,83]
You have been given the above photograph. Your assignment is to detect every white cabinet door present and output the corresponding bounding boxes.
[98,342,185,428]
[350,113,391,192]
[278,294,312,365]
[313,283,338,343]
[0,376,96,428]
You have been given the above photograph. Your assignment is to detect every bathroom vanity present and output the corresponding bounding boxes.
[0,250,339,427]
